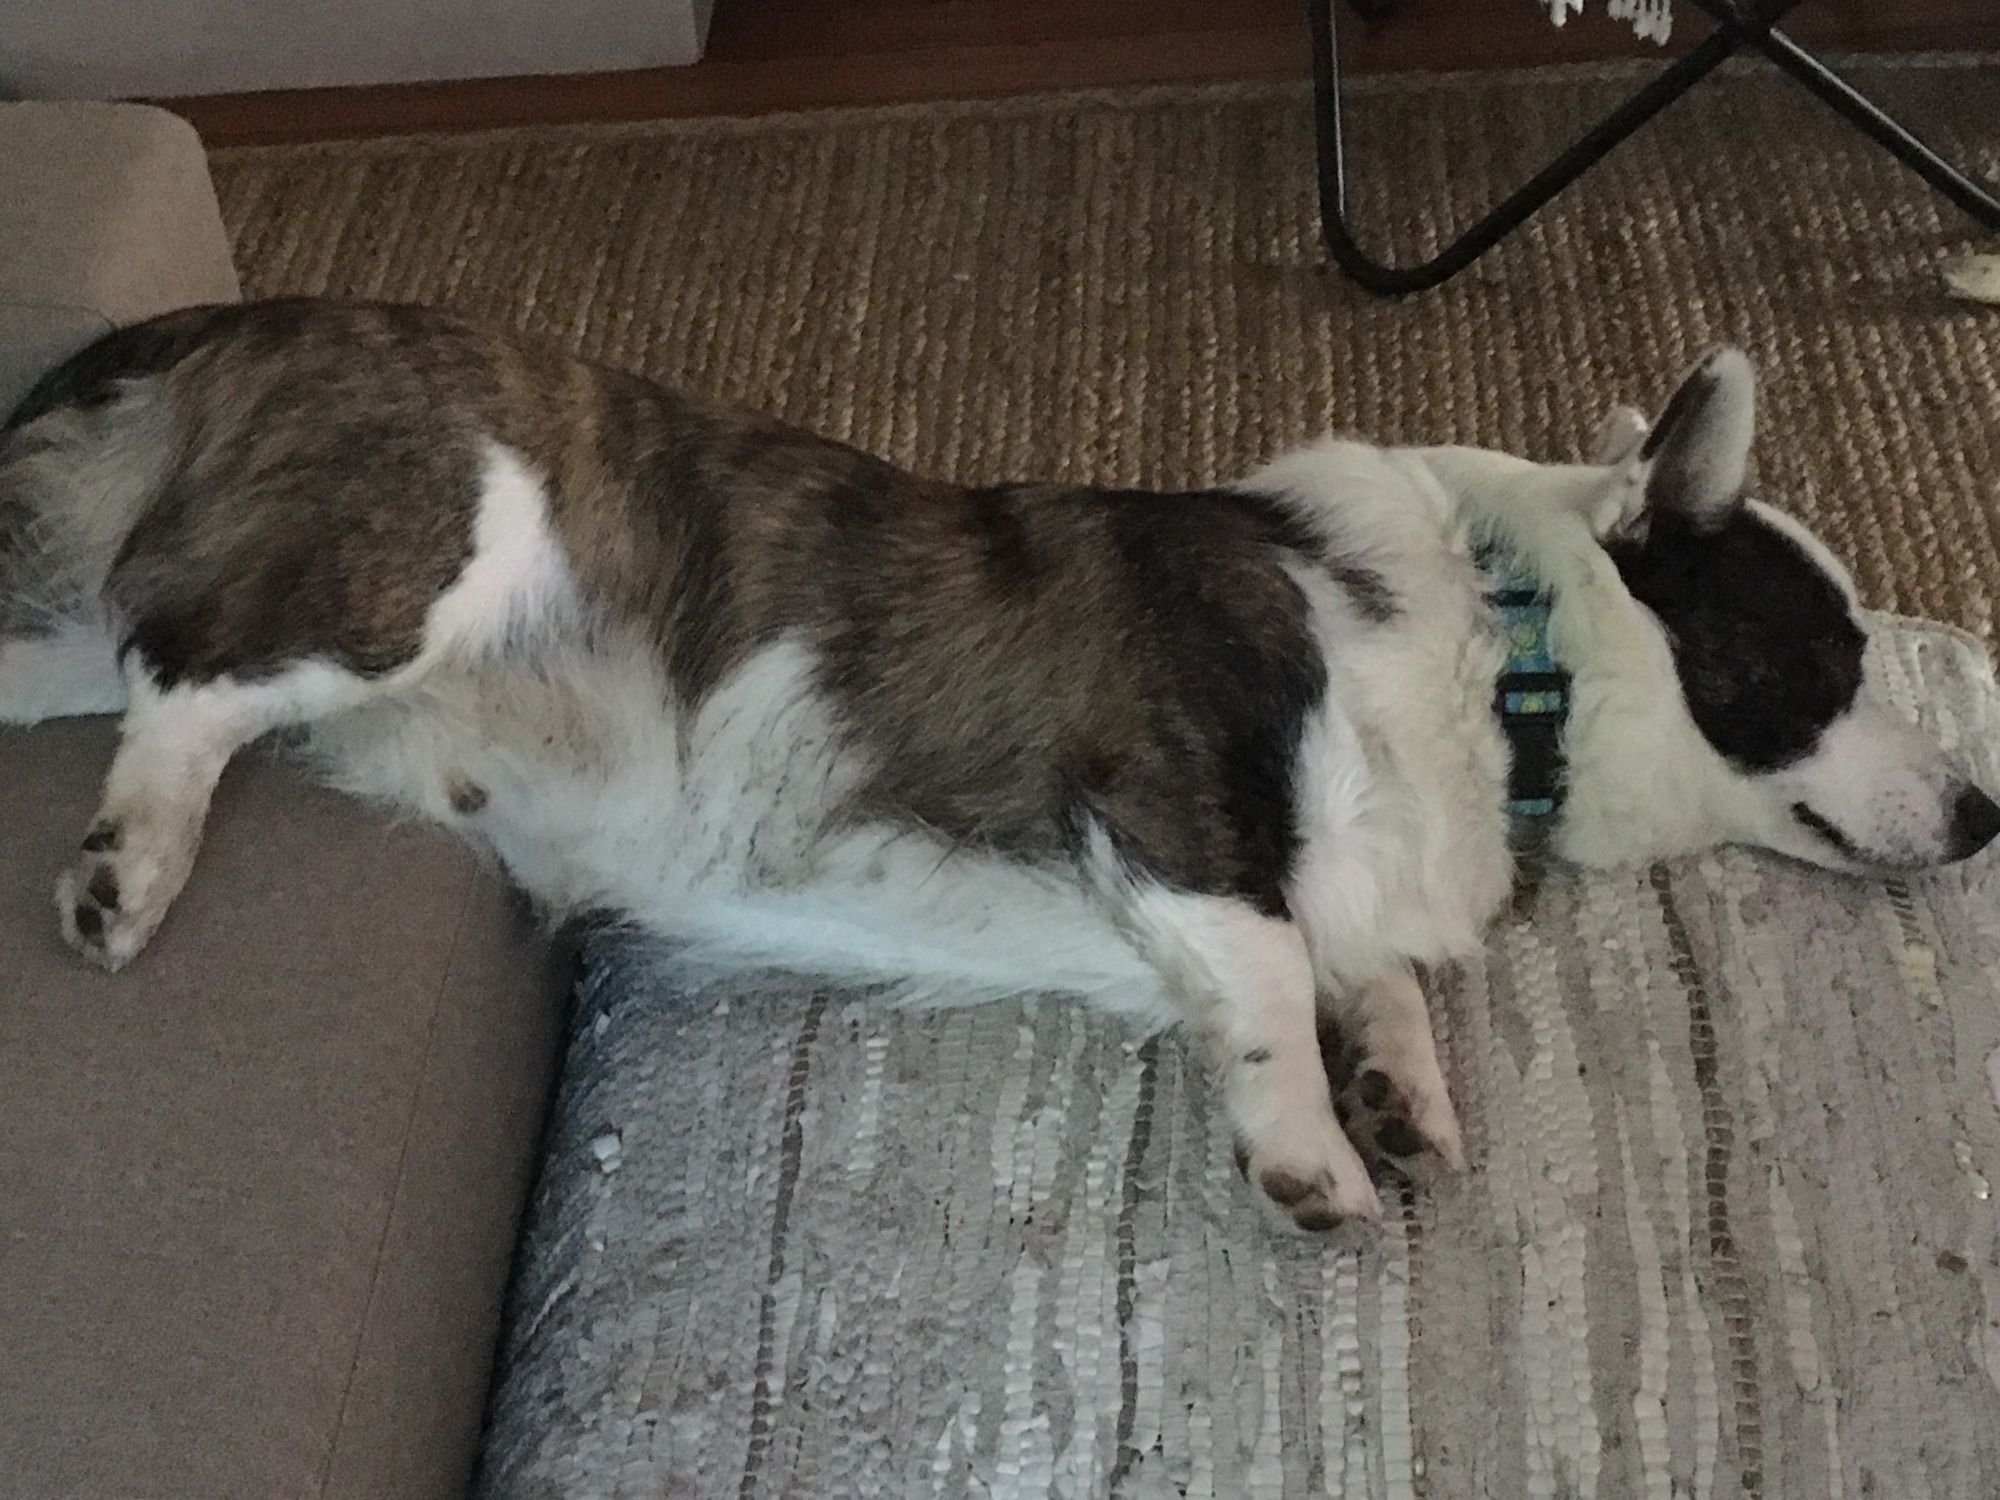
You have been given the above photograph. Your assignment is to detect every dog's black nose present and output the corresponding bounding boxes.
[1949,785,2000,861]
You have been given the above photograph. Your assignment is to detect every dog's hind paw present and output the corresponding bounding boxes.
[55,820,178,972]
[1320,1014,1467,1185]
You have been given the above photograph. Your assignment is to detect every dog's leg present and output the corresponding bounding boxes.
[56,659,366,970]
[1111,882,1381,1228]
[1321,966,1466,1176]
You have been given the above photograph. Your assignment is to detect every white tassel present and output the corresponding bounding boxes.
[1608,0,1674,43]
[1541,0,1673,44]
[1941,255,2000,306]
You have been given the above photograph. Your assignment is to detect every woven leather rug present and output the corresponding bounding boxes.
[476,620,2000,1499]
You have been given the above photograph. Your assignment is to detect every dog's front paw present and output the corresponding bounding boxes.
[1589,403,1650,465]
[55,820,175,972]
[1235,1116,1382,1231]
[1334,1052,1467,1183]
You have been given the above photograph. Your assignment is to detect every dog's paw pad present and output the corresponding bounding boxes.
[1236,1133,1382,1231]
[69,893,106,942]
[56,847,161,972]
[1336,1063,1465,1183]
[85,864,121,911]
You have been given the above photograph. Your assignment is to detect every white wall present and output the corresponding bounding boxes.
[0,0,715,99]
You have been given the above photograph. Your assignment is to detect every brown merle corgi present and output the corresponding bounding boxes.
[3,301,1992,1229]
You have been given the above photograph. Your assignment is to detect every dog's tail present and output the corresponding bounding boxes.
[0,320,202,722]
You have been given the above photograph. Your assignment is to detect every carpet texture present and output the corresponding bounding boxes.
[204,59,2000,1498]
[211,60,2000,639]
[476,619,2000,1500]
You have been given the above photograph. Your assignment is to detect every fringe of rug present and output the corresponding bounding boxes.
[1543,0,1673,43]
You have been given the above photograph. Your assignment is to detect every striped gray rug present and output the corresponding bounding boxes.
[476,615,2000,1500]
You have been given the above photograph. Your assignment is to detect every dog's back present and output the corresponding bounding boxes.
[3,300,1351,901]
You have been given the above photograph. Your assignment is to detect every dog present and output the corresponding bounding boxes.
[3,300,1994,1229]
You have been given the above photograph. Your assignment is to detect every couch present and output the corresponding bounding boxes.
[0,102,569,1500]
[0,0,714,100]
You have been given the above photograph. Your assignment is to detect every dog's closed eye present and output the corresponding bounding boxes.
[1791,802,1861,861]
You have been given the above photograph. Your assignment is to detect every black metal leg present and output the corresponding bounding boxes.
[1686,0,2000,228]
[1312,0,1749,295]
[1314,0,2000,296]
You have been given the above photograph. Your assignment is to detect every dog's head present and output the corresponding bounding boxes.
[1550,347,1999,873]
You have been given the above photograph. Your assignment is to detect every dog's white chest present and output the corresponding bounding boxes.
[1281,574,1516,986]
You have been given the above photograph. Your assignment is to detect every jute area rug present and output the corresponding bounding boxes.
[206,58,2000,1498]
[211,59,2000,637]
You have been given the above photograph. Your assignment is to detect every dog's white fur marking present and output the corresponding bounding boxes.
[57,658,367,968]
[1587,404,1650,468]
[315,636,1170,1016]
[422,441,578,662]
[1253,453,1514,985]
[1763,689,1971,869]
[1104,870,1380,1221]
[49,441,581,965]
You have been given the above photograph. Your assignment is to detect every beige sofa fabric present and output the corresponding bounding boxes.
[0,723,569,1499]
[0,102,239,421]
[0,0,714,100]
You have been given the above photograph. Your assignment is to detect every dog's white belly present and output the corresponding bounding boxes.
[305,624,1511,1018]
[305,635,1174,1021]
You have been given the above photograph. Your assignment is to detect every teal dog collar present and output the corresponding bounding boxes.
[1483,550,1571,836]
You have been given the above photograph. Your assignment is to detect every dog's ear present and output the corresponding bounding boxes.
[1607,347,1755,543]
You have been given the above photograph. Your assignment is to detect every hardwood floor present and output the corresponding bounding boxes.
[166,0,1999,146]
